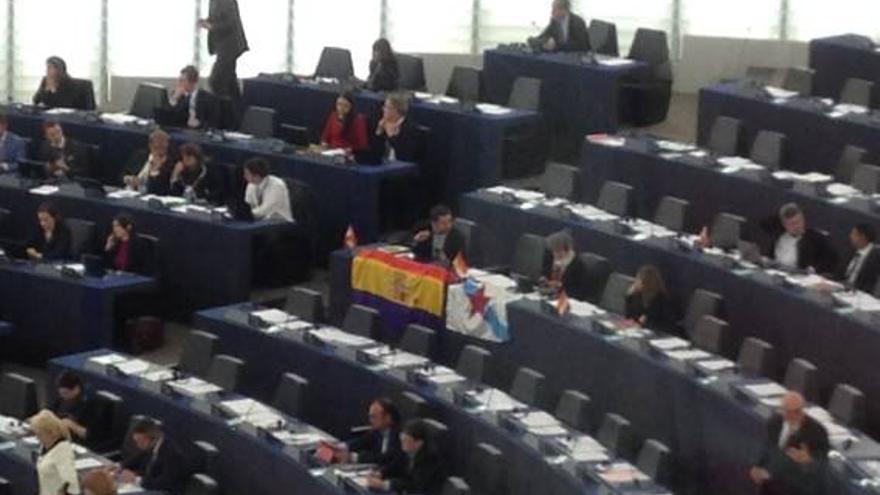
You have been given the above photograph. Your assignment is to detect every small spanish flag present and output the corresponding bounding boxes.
[344,225,358,249]
[452,251,469,279]
[556,289,571,316]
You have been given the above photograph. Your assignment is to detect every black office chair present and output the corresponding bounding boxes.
[588,19,619,56]
[834,145,868,183]
[509,367,546,409]
[599,272,635,315]
[284,287,324,323]
[453,218,480,267]
[507,77,542,111]
[446,66,482,102]
[314,47,354,80]
[466,442,505,495]
[239,106,276,138]
[749,130,786,171]
[555,390,592,432]
[193,440,220,480]
[502,80,548,178]
[178,330,219,377]
[0,477,10,495]
[596,181,633,217]
[577,252,612,304]
[72,78,97,111]
[509,233,549,284]
[272,372,309,418]
[737,337,776,378]
[280,178,318,282]
[636,439,673,486]
[654,196,689,232]
[691,315,730,356]
[130,83,169,119]
[707,116,742,157]
[681,288,724,338]
[135,233,160,277]
[597,413,635,459]
[541,162,581,201]
[65,218,97,258]
[398,390,431,420]
[185,473,218,495]
[828,384,866,430]
[342,304,381,340]
[422,419,450,456]
[840,78,874,107]
[709,212,746,251]
[441,477,471,495]
[623,29,672,126]
[87,390,125,453]
[0,373,39,420]
[207,354,245,392]
[456,345,491,384]
[781,67,814,96]
[783,358,820,403]
[396,54,427,91]
[400,324,437,358]
[851,163,880,194]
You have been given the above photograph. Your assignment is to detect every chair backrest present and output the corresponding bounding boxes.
[179,330,219,377]
[588,19,619,56]
[597,413,634,459]
[710,213,746,251]
[508,77,541,111]
[0,207,10,237]
[555,389,592,432]
[0,477,10,495]
[314,47,354,79]
[422,418,450,455]
[783,358,820,403]
[88,390,124,452]
[653,196,689,232]
[446,66,482,103]
[284,287,324,323]
[691,315,730,355]
[683,289,724,336]
[782,67,814,96]
[749,130,786,170]
[396,54,427,91]
[72,78,97,111]
[835,145,868,183]
[398,390,431,420]
[466,442,505,495]
[0,373,39,420]
[342,304,381,339]
[541,162,581,201]
[596,181,633,217]
[185,473,218,495]
[441,477,471,495]
[599,272,635,315]
[130,83,169,119]
[509,233,548,283]
[65,218,96,258]
[456,345,491,384]
[284,178,318,238]
[851,163,880,194]
[628,29,670,67]
[239,106,276,139]
[577,252,612,304]
[135,233,160,277]
[840,78,874,107]
[206,354,245,392]
[400,323,437,358]
[707,116,742,157]
[737,337,776,378]
[828,384,866,429]
[193,440,219,479]
[636,439,673,486]
[271,372,309,418]
[509,367,546,409]
[453,218,480,267]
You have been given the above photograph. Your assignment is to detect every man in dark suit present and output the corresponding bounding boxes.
[534,0,591,53]
[0,113,27,173]
[198,0,248,104]
[750,391,829,495]
[412,204,465,266]
[541,229,589,300]
[334,398,403,469]
[842,223,880,293]
[119,419,191,495]
[37,121,92,178]
[169,143,227,205]
[763,203,838,276]
[368,419,446,495]
[165,66,222,130]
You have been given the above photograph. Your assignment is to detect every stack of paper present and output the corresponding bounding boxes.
[827,183,861,197]
[743,382,787,398]
[597,58,633,67]
[251,309,291,326]
[664,349,713,361]
[470,389,522,412]
[74,457,104,470]
[167,377,223,397]
[475,103,512,115]
[649,337,690,351]
[107,189,142,199]
[29,185,59,196]
[101,113,142,125]
[88,353,128,367]
[765,86,798,99]
[566,436,609,463]
[835,291,880,312]
[113,359,152,376]
[309,328,375,348]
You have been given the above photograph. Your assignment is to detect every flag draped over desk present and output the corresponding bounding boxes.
[351,249,450,337]
[446,275,522,343]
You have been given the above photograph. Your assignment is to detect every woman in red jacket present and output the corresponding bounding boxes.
[320,91,368,153]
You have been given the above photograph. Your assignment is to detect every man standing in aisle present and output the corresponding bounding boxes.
[198,0,248,112]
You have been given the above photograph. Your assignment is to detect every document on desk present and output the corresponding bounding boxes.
[29,185,59,196]
[107,189,141,199]
[664,349,712,361]
[114,359,152,376]
[475,103,512,115]
[221,398,269,416]
[520,411,560,429]
[168,377,223,396]
[74,457,104,470]
[89,353,128,366]
[597,58,634,67]
[309,327,375,348]
[251,309,292,325]
[380,352,429,369]
[598,462,650,484]
[470,389,522,412]
[649,337,690,351]
[743,382,787,397]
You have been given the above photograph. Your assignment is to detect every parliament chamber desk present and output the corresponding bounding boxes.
[482,48,647,161]
[456,190,880,440]
[194,304,608,495]
[810,35,880,100]
[2,105,418,257]
[578,135,880,256]
[697,81,880,174]
[0,259,155,360]
[48,351,346,495]
[242,76,545,196]
[0,175,281,312]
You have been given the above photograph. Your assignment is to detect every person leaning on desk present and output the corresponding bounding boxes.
[169,142,227,205]
[412,204,465,266]
[26,201,72,261]
[366,419,446,495]
[32,56,80,109]
[530,0,591,53]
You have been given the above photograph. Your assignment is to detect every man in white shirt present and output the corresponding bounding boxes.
[243,158,293,221]
[769,203,838,274]
[843,223,880,292]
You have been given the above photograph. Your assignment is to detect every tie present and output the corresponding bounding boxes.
[847,252,863,283]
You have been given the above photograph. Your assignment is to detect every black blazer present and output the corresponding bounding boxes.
[376,118,422,164]
[538,13,591,52]
[756,415,829,495]
[169,164,228,206]
[207,0,249,59]
[50,394,93,432]
[346,427,403,468]
[382,446,446,495]
[412,225,465,264]
[38,139,92,179]
[625,291,677,334]
[32,77,79,109]
[167,89,222,130]
[542,257,592,301]
[27,223,72,261]
[367,59,400,92]
[764,226,839,276]
[104,235,150,274]
[124,149,174,196]
[122,438,190,495]
[842,246,880,293]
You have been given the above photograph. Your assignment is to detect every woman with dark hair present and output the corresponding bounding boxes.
[26,202,72,261]
[367,419,446,495]
[104,214,148,273]
[320,92,369,153]
[33,56,79,109]
[367,38,400,92]
[169,142,227,204]
[625,264,677,333]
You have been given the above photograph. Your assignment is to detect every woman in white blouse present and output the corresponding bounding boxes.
[30,409,81,495]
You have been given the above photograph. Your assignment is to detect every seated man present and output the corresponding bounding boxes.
[37,121,92,178]
[169,143,227,205]
[842,223,880,293]
[0,112,27,173]
[540,230,589,300]
[532,0,590,53]
[750,391,829,495]
[118,418,190,495]
[374,92,420,163]
[49,371,93,442]
[412,204,464,266]
[243,158,293,221]
[332,398,403,468]
[367,419,446,495]
[763,203,838,275]
[165,65,221,130]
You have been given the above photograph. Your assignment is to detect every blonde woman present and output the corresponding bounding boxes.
[30,409,81,495]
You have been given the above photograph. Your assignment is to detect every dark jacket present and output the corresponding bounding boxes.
[124,149,174,196]
[38,138,92,179]
[0,131,27,171]
[207,0,249,59]
[33,77,79,109]
[412,224,465,265]
[169,164,228,206]
[375,118,422,164]
[122,438,191,495]
[368,58,400,92]
[27,223,72,261]
[625,291,677,334]
[50,394,92,433]
[382,446,446,495]
[542,256,592,301]
[756,414,830,495]
[538,13,591,52]
[167,89,222,130]
[346,427,403,468]
[842,246,880,293]
[762,224,839,276]
[105,235,150,274]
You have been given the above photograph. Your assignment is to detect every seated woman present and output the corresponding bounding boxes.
[625,265,677,333]
[26,202,72,261]
[123,129,174,195]
[320,92,369,153]
[375,92,420,163]
[31,409,81,495]
[367,38,400,92]
[104,214,148,273]
[33,56,79,109]
[169,143,227,205]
